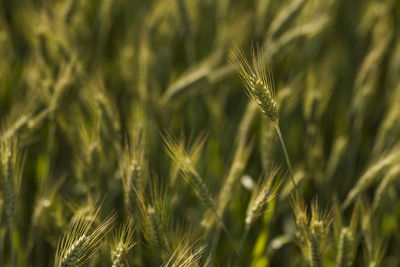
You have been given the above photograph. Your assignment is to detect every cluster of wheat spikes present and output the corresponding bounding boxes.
[1,0,400,266]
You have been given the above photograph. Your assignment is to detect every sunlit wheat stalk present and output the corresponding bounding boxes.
[54,202,116,267]
[111,220,136,267]
[135,178,172,258]
[162,238,206,267]
[292,200,331,267]
[230,47,297,192]
[0,138,23,267]
[162,133,237,253]
[335,227,354,267]
[236,170,280,266]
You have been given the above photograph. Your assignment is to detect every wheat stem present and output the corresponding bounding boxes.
[275,125,297,191]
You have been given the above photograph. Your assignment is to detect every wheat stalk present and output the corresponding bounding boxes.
[230,47,297,191]
[342,144,400,209]
[135,178,171,258]
[307,218,325,267]
[54,202,116,267]
[111,220,136,267]
[0,138,23,267]
[335,227,355,267]
[162,132,237,252]
[162,238,207,267]
[245,170,281,227]
[216,138,252,222]
[236,170,280,266]
[292,200,331,267]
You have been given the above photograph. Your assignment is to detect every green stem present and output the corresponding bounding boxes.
[275,125,297,191]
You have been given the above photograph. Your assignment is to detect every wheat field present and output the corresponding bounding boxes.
[0,0,400,266]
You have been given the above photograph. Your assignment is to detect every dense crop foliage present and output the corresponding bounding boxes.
[1,0,400,266]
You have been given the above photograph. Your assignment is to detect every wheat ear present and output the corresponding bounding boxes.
[236,170,280,266]
[135,179,171,258]
[162,133,237,252]
[54,202,116,267]
[292,200,331,267]
[0,138,23,267]
[335,227,354,267]
[111,220,136,267]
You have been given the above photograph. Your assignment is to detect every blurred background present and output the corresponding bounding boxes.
[1,0,400,266]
